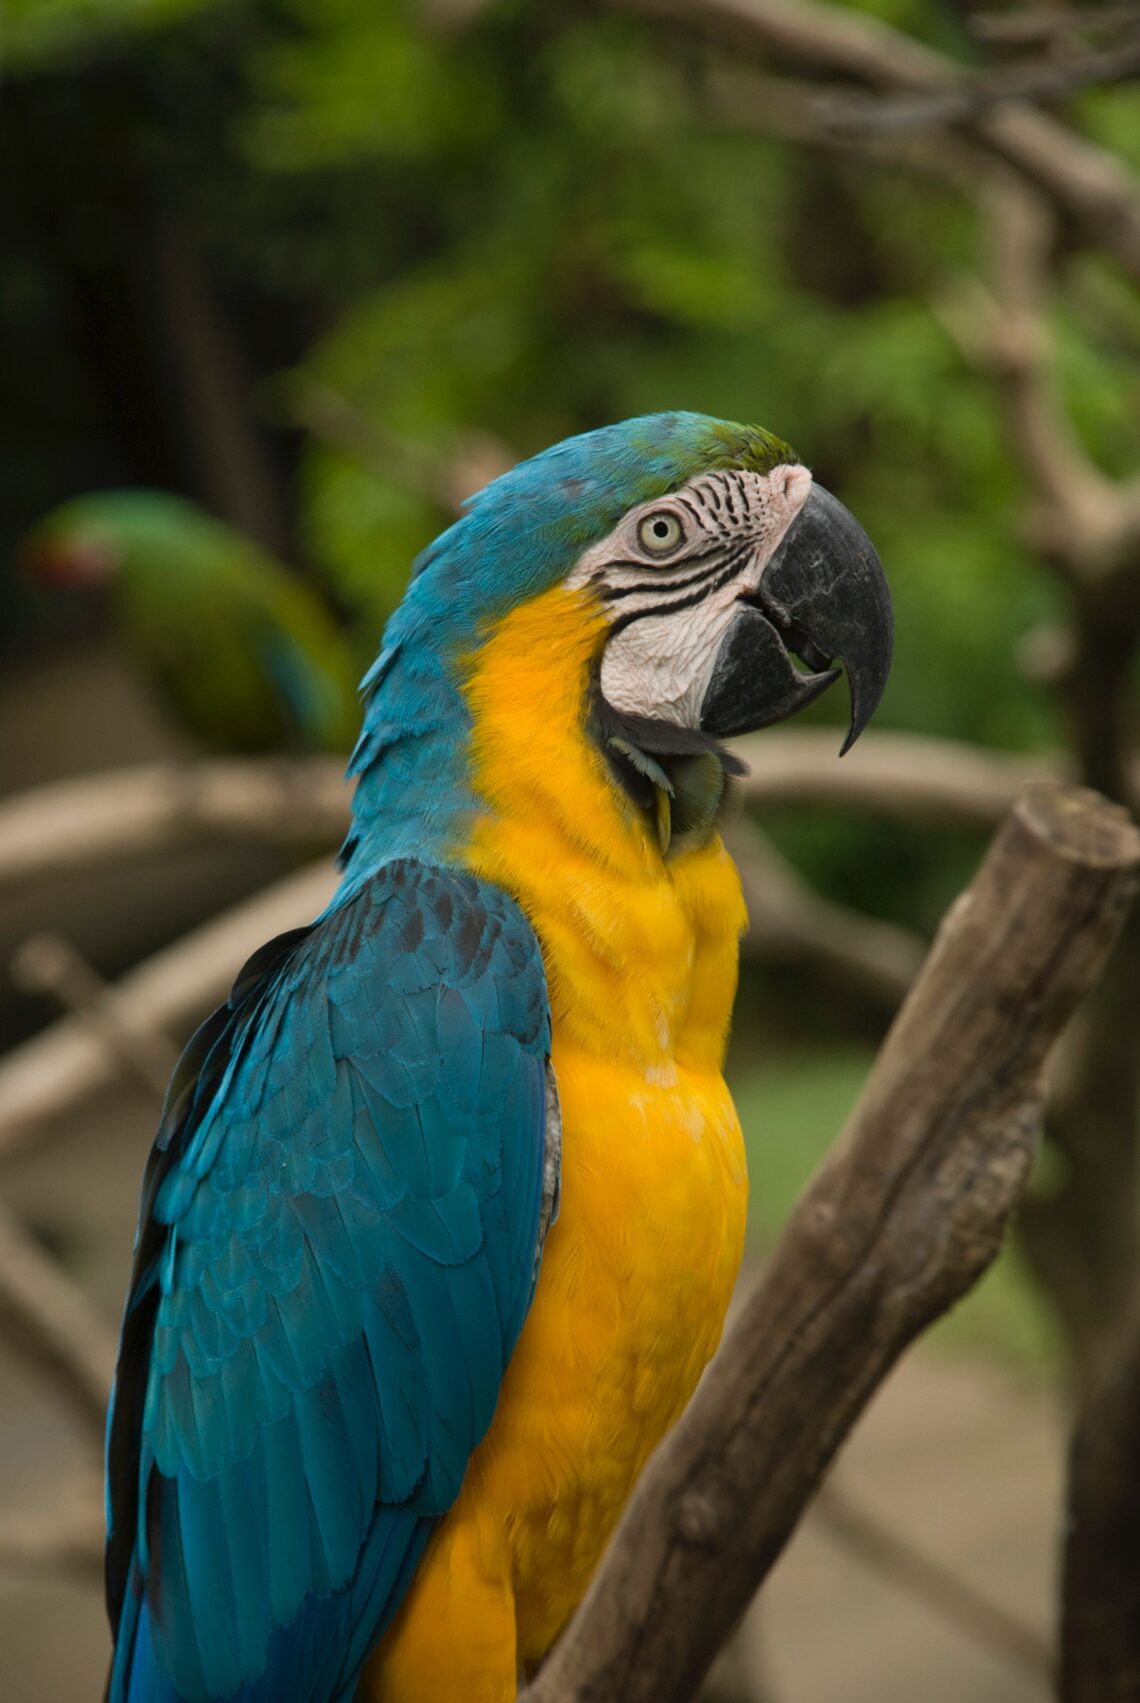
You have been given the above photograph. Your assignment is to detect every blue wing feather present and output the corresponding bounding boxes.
[106,861,552,1703]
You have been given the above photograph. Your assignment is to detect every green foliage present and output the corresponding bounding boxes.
[240,3,1071,784]
[0,0,220,68]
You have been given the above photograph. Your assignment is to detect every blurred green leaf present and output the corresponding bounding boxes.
[0,0,221,67]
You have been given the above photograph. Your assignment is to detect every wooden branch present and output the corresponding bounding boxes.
[731,727,1061,826]
[727,817,924,1009]
[608,0,1140,283]
[981,102,1140,283]
[970,6,1140,50]
[0,733,1016,1159]
[1061,1307,1140,1700]
[526,784,1140,1703]
[0,732,1122,1168]
[613,0,954,91]
[11,933,177,1097]
[0,1193,115,1442]
[705,61,996,188]
[0,758,348,889]
[0,735,1056,902]
[0,861,337,1163]
[821,33,1140,140]
[959,174,1140,581]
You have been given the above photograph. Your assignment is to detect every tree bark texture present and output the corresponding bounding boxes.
[1062,1309,1140,1702]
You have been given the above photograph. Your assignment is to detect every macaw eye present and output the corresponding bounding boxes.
[637,511,685,555]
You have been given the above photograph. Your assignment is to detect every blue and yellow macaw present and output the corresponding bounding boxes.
[105,413,892,1703]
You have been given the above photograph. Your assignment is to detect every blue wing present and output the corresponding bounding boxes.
[105,861,554,1703]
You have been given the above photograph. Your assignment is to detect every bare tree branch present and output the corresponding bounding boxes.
[1061,1306,1140,1700]
[0,731,1123,1170]
[526,784,1140,1703]
[0,758,349,889]
[0,860,337,1164]
[0,1193,115,1443]
[727,816,925,1009]
[732,727,1060,826]
[608,0,1140,282]
[614,0,953,89]
[970,6,1140,50]
[705,61,995,187]
[937,175,1140,582]
[820,32,1140,140]
[11,933,178,1096]
[0,736,1054,898]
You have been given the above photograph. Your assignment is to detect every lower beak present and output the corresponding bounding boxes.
[699,484,893,753]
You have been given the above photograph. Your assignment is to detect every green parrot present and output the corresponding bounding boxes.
[22,491,359,754]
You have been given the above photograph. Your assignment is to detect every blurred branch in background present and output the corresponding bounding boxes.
[0,1193,114,1445]
[970,7,1140,50]
[941,177,1140,589]
[0,734,1057,894]
[951,168,1140,1386]
[728,816,923,1010]
[12,932,178,1096]
[0,759,348,888]
[608,0,1140,279]
[0,861,337,1163]
[734,728,1059,825]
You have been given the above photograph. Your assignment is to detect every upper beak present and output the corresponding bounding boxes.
[699,483,893,753]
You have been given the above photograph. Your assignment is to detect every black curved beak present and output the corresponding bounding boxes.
[699,484,893,753]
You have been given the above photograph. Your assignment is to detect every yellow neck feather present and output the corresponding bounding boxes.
[456,585,746,1075]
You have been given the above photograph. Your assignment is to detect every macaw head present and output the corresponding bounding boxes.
[384,408,890,749]
[346,412,892,870]
[21,494,127,591]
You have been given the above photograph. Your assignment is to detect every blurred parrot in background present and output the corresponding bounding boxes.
[103,413,892,1703]
[23,491,359,753]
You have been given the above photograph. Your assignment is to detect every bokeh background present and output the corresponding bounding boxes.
[2,1,1139,1698]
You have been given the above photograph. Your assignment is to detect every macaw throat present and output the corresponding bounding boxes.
[591,692,746,860]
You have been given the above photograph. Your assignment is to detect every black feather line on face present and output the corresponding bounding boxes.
[600,552,727,602]
[606,540,753,637]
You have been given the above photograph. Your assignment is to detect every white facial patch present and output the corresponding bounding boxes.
[566,465,813,726]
